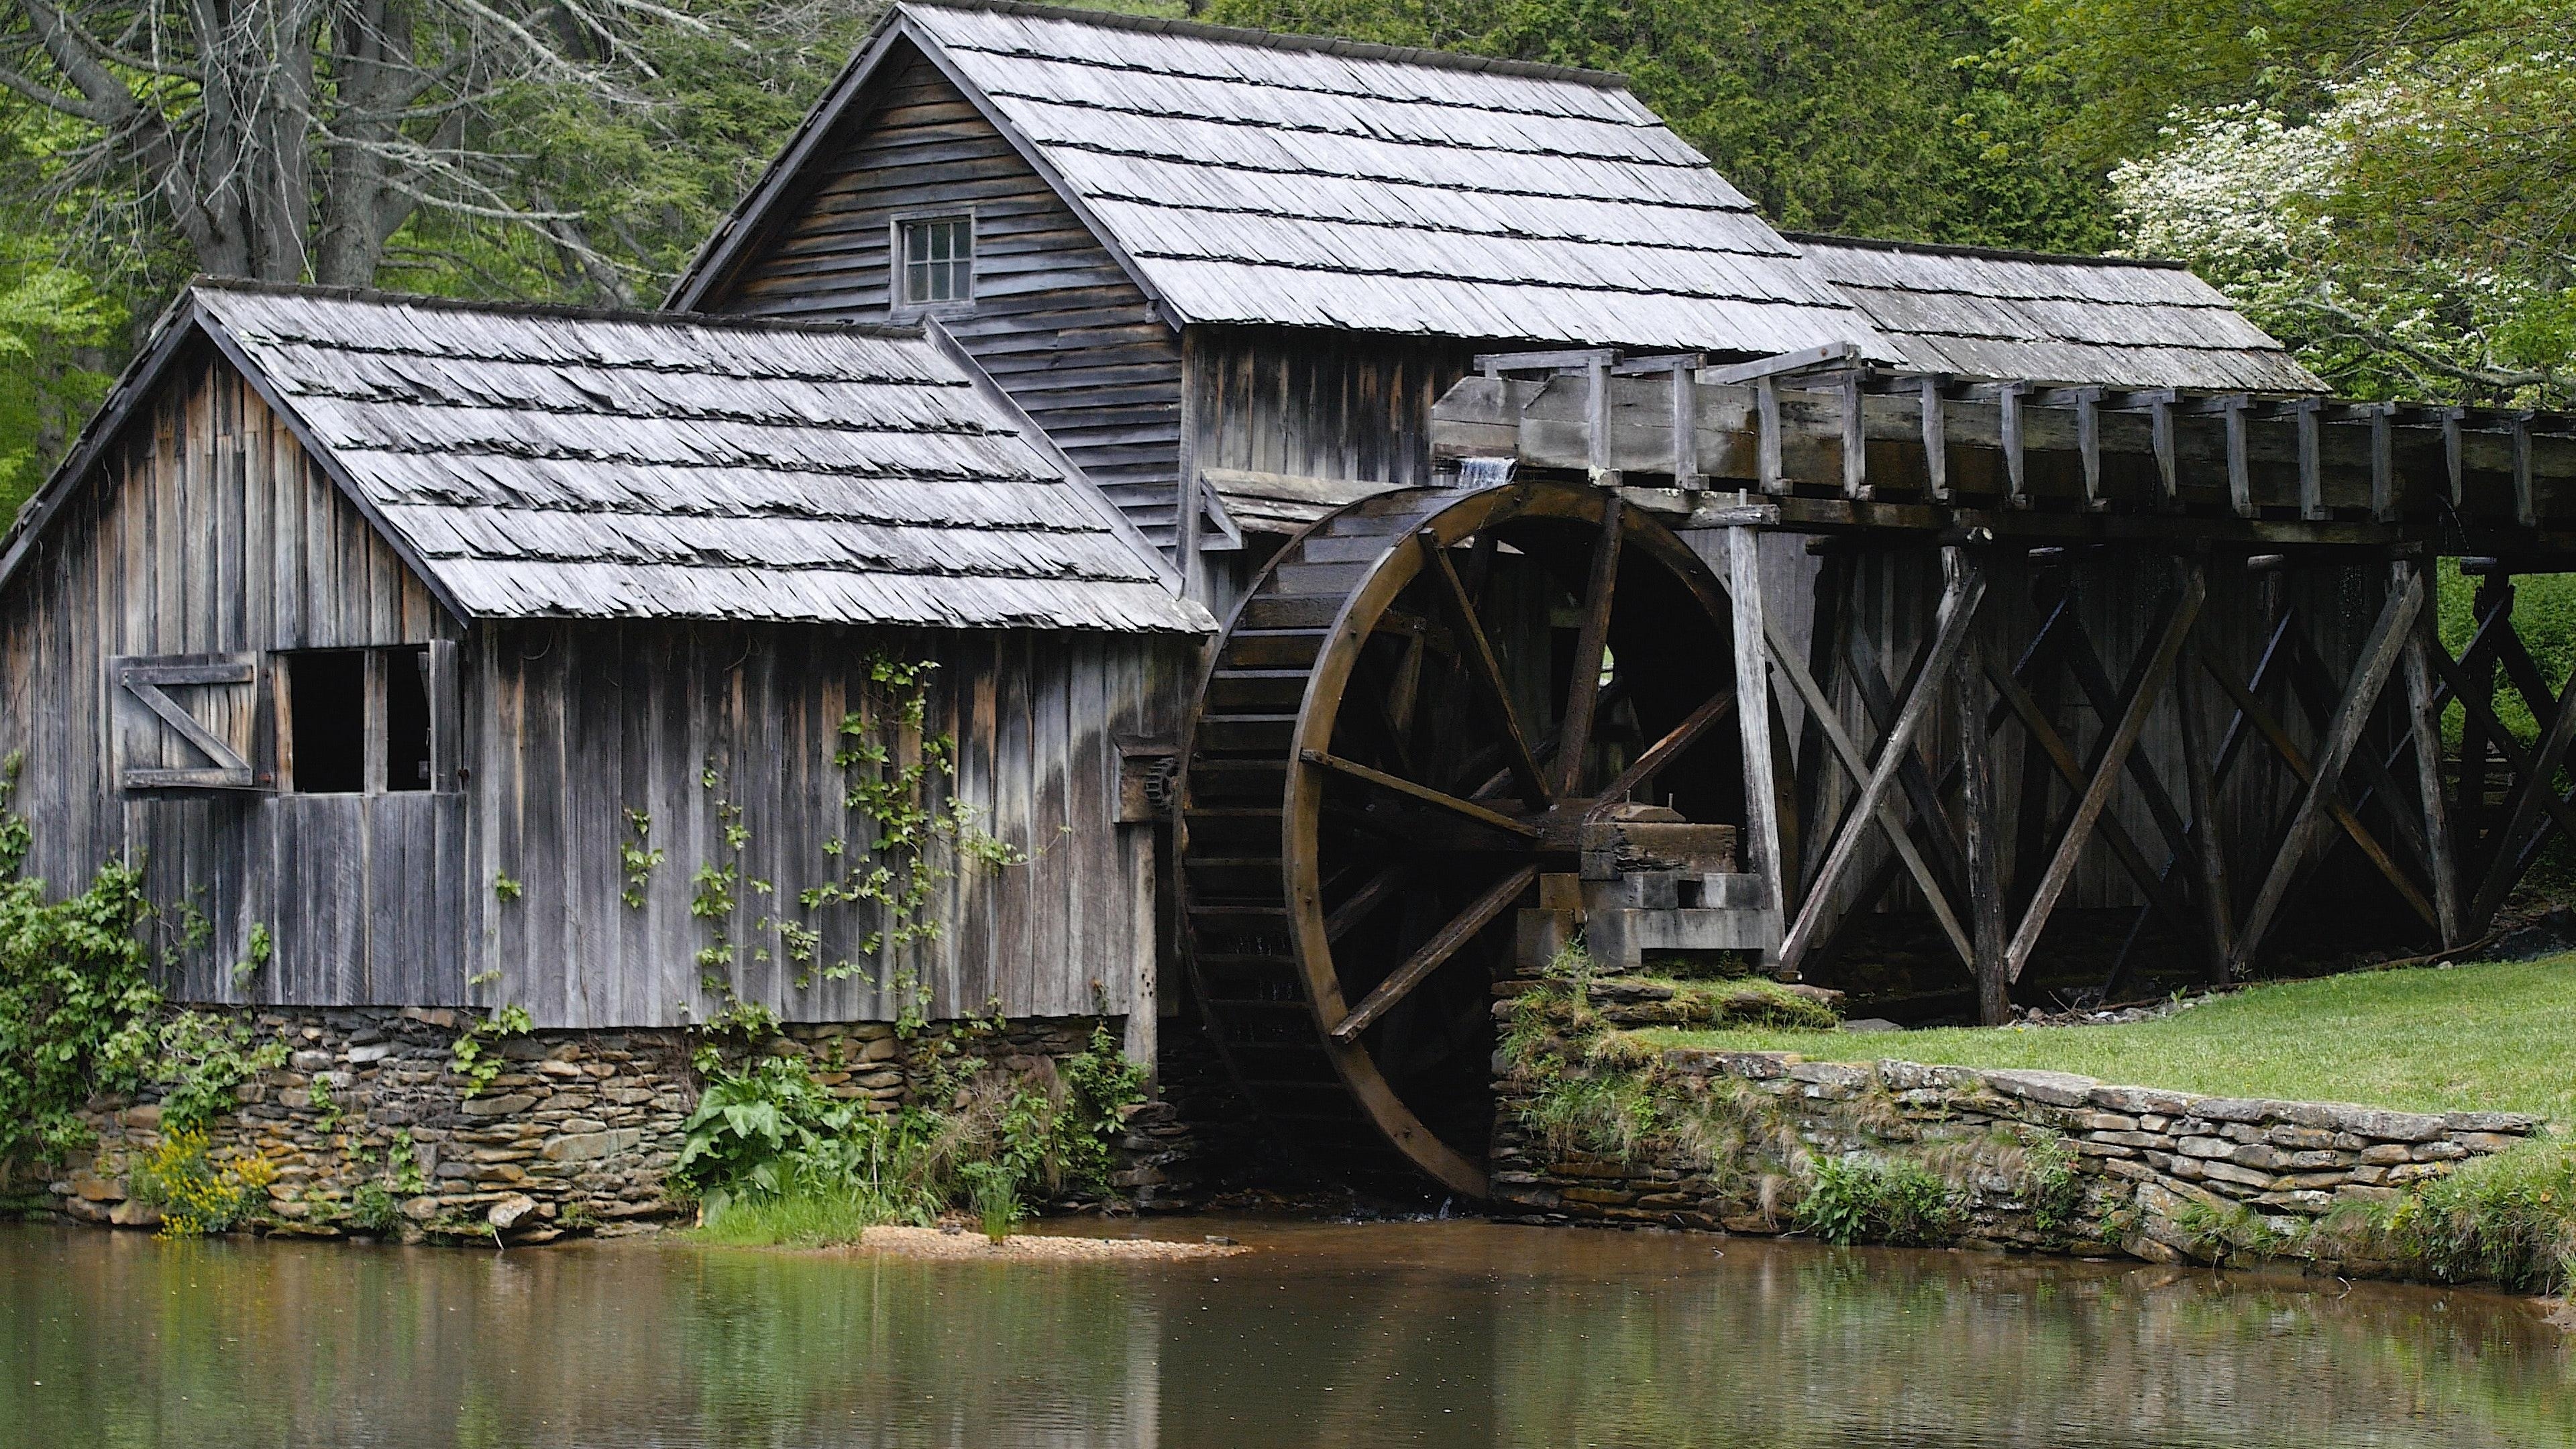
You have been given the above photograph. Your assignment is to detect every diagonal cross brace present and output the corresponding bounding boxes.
[2005,564,2206,981]
[1774,564,1987,975]
[2229,568,2426,975]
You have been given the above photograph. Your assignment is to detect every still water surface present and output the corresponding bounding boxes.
[1,1219,2569,1448]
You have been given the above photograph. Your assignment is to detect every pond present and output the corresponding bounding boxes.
[2,1220,2569,1448]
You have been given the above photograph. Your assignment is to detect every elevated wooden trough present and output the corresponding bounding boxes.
[1434,345,2576,1024]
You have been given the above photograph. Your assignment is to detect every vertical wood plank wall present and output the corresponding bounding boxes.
[1183,325,1474,614]
[702,45,1187,553]
[474,620,1190,1029]
[0,348,463,1007]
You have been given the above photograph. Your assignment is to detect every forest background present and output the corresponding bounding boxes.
[0,0,2564,663]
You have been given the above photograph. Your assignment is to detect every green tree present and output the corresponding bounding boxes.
[1197,0,2115,250]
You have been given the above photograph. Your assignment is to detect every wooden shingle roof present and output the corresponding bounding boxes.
[1790,234,2324,393]
[3,282,1210,633]
[678,0,1892,360]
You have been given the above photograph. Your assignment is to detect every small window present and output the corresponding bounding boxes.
[282,646,436,794]
[897,215,973,307]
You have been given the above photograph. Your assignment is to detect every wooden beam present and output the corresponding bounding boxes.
[1554,495,1625,796]
[2396,559,2462,945]
[2172,627,2237,982]
[1299,749,1542,840]
[2005,562,2206,981]
[1841,371,1869,500]
[1727,525,1786,942]
[2444,407,2465,505]
[1697,341,1860,386]
[2294,398,2326,521]
[1330,865,1538,1042]
[2229,568,2425,973]
[1416,530,1551,806]
[1756,377,1784,493]
[1594,686,1735,811]
[1919,375,1950,502]
[2467,658,2576,924]
[1774,563,1986,975]
[1951,547,2012,1024]
[1325,863,1413,943]
[1998,381,2030,508]
[1672,364,1703,488]
[2370,405,2397,523]
[2516,413,2538,528]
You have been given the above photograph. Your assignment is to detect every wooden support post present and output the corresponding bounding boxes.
[2370,405,2397,523]
[1727,523,1786,959]
[1672,365,1702,488]
[2229,568,2424,975]
[2515,413,2537,528]
[2444,408,2466,506]
[1586,354,1619,487]
[2000,382,2030,508]
[2295,398,2326,521]
[2173,619,2236,983]
[2396,557,2461,946]
[1919,376,1949,502]
[2469,652,2576,926]
[1950,546,2010,1024]
[2074,388,2105,510]
[2151,394,2179,508]
[1841,371,1869,500]
[1756,378,1784,494]
[2222,398,2252,516]
[2004,561,2206,981]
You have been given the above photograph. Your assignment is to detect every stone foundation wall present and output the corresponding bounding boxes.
[1493,1047,2545,1270]
[36,1007,1213,1242]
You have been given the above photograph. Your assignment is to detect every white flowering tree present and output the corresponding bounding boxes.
[2112,16,2575,409]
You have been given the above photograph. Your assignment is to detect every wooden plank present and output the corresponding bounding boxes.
[2172,628,2237,983]
[2230,569,2425,972]
[2394,561,2461,945]
[1299,749,1541,839]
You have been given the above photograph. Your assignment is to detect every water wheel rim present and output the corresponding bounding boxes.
[1278,481,1732,1197]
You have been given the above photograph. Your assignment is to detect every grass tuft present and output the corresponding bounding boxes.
[693,1188,902,1248]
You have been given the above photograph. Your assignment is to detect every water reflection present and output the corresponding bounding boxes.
[1,1221,2567,1448]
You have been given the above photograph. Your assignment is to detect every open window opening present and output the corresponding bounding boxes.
[282,645,437,794]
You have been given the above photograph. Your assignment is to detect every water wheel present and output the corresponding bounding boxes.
[1177,479,1743,1197]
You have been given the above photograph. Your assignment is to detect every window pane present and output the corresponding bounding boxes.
[384,646,431,792]
[900,217,971,305]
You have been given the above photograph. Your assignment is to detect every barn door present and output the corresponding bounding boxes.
[108,653,263,790]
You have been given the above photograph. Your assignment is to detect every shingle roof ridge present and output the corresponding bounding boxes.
[897,0,1631,90]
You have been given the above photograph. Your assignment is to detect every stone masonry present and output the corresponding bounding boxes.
[1493,1046,2546,1273]
[36,1006,1208,1242]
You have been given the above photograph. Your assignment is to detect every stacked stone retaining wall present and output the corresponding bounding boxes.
[1493,1047,2546,1271]
[31,1007,1207,1243]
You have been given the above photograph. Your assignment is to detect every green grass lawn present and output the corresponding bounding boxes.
[1644,955,2576,1124]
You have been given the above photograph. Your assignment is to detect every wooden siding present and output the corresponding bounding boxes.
[704,47,1187,553]
[473,619,1188,1028]
[1184,325,1475,614]
[0,347,465,1006]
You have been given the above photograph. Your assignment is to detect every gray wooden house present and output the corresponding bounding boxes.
[0,282,1210,1031]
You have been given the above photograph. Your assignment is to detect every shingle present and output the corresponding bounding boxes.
[1792,234,2324,392]
[896,0,1889,358]
[193,286,1208,633]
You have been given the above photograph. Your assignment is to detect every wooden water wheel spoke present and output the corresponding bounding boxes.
[1553,494,1625,796]
[1179,481,1735,1198]
[1300,748,1542,839]
[1414,529,1550,806]
[1330,865,1541,1043]
[1593,685,1733,814]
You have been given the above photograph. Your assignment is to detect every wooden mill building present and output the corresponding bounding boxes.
[8,0,2573,1195]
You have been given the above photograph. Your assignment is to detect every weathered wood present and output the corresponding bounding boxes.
[2171,629,2237,983]
[1774,563,1984,975]
[2004,564,2203,981]
[1417,531,1549,805]
[1949,547,2011,1024]
[2230,569,2425,973]
[1299,749,1542,840]
[1726,525,1786,947]
[2396,560,2461,945]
